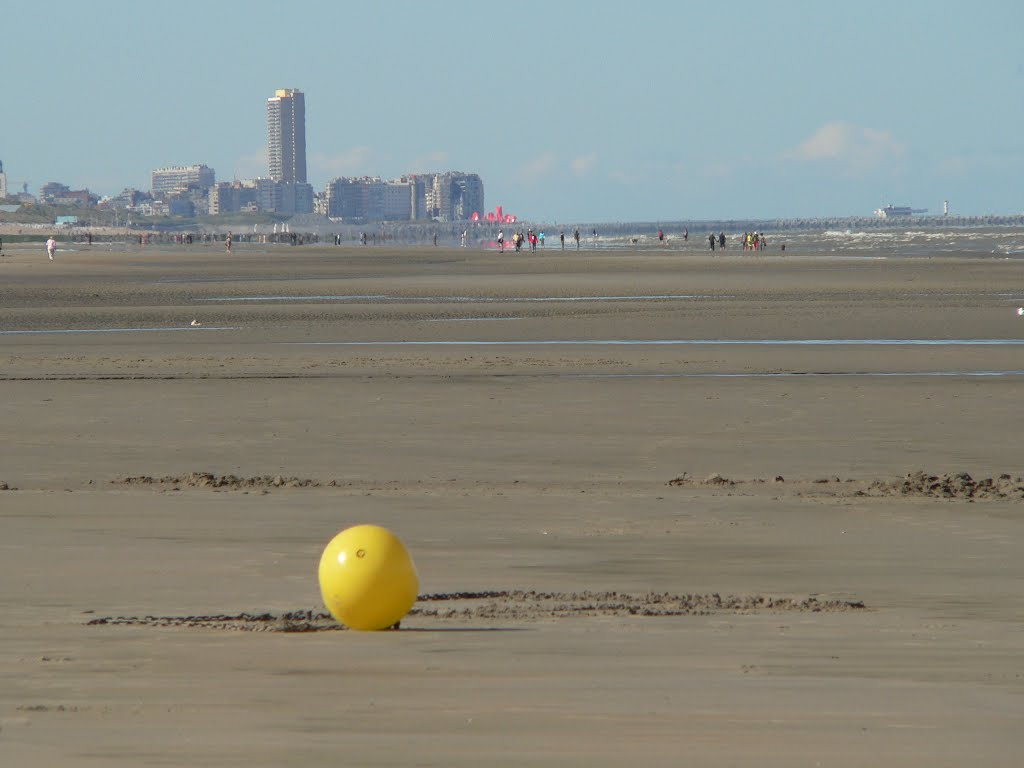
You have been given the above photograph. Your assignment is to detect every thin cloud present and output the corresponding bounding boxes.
[700,160,738,179]
[310,146,376,178]
[512,152,558,184]
[233,148,268,180]
[937,151,1024,175]
[607,168,645,185]
[938,155,971,175]
[570,153,598,177]
[407,150,450,173]
[784,121,906,171]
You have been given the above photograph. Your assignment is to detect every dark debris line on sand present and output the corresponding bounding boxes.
[107,470,1024,499]
[868,471,1024,500]
[86,610,338,633]
[85,590,866,632]
[666,470,1024,500]
[114,472,325,490]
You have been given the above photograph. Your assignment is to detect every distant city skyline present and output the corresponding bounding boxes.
[2,1,1023,221]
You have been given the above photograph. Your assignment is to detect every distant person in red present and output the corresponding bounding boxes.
[226,232,233,254]
[46,235,57,260]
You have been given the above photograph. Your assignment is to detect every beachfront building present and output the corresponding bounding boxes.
[326,172,484,222]
[208,178,313,216]
[326,177,413,221]
[253,177,313,215]
[422,172,484,222]
[101,188,152,210]
[267,88,307,184]
[209,181,258,215]
[150,164,216,197]
[326,177,380,221]
[38,182,97,207]
[275,180,314,215]
[313,191,328,217]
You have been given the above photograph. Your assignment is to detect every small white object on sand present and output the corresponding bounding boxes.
[1017,308,1024,316]
[190,319,201,326]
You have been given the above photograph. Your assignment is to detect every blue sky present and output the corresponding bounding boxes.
[4,0,1022,221]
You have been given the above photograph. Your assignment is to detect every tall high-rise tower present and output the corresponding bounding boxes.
[267,89,306,184]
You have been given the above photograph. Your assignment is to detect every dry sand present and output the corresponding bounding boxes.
[1,241,1023,765]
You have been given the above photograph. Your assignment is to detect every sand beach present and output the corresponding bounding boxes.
[1,238,1022,765]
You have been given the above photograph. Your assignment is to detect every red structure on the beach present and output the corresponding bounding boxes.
[474,205,517,224]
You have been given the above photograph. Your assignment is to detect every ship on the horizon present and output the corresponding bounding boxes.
[875,204,928,218]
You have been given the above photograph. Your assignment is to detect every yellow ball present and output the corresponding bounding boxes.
[318,525,419,631]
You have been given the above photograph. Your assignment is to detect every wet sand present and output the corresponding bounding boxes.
[2,243,1023,765]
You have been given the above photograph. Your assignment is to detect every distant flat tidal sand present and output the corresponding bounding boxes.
[1,243,1023,766]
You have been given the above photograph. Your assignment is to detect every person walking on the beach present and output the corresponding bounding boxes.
[573,229,580,249]
[708,233,716,252]
[497,229,505,253]
[718,232,725,250]
[226,232,233,254]
[560,231,565,250]
[46,235,57,260]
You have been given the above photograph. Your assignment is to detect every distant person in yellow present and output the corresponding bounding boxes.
[46,236,56,260]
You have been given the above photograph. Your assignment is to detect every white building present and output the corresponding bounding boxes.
[151,164,215,197]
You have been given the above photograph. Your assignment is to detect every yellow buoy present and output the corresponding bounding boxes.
[318,524,419,631]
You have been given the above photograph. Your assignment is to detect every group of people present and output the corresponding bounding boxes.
[494,227,596,253]
[741,231,767,251]
[496,228,548,253]
[706,231,771,252]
